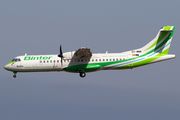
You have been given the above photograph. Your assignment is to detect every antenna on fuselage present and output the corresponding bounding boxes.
[25,53,27,56]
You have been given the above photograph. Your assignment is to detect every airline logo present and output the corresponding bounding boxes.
[24,56,53,61]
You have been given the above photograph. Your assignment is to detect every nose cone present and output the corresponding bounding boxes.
[4,62,14,71]
[4,64,10,70]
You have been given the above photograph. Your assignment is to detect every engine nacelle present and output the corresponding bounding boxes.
[63,51,75,59]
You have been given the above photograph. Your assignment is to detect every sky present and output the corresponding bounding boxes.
[0,0,180,120]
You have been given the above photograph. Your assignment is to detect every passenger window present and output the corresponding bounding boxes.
[116,58,118,61]
[44,61,45,63]
[50,60,52,63]
[123,58,125,61]
[113,59,115,61]
[106,59,108,61]
[92,59,94,62]
[110,59,111,61]
[99,59,101,61]
[81,59,83,62]
[57,60,59,63]
[54,60,56,63]
[78,59,80,62]
[85,59,87,62]
[103,59,105,61]
[40,61,42,63]
[96,59,98,62]
[47,60,49,63]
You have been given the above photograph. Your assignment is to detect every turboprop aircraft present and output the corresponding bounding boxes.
[4,26,175,78]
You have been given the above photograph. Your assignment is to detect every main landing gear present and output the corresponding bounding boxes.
[13,71,17,78]
[79,70,86,78]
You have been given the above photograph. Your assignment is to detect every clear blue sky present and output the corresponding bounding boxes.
[0,0,180,120]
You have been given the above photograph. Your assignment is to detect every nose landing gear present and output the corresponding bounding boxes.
[13,71,17,78]
[13,74,17,78]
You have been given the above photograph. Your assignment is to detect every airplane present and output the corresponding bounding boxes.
[4,26,176,78]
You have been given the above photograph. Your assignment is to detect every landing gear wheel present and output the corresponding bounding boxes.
[13,75,16,78]
[79,72,86,78]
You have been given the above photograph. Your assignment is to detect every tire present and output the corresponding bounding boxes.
[79,72,86,78]
[13,75,16,78]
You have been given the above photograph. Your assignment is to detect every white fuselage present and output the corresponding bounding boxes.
[4,52,129,72]
[4,51,175,73]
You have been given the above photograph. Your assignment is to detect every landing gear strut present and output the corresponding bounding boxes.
[79,70,86,78]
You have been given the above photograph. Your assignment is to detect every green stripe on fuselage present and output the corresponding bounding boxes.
[132,48,169,68]
[64,59,128,73]
[5,61,16,66]
[65,48,169,72]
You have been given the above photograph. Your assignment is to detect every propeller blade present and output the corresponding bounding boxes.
[58,45,63,57]
[57,45,63,66]
[61,57,63,65]
[60,45,63,57]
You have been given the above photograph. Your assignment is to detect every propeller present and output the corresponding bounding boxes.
[58,45,63,65]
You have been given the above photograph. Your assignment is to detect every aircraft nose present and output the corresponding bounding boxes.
[4,64,10,70]
[4,65,8,70]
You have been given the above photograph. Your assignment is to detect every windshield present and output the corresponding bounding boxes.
[12,58,21,62]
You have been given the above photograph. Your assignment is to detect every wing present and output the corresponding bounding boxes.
[74,47,92,58]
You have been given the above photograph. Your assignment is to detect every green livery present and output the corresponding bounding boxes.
[4,26,176,78]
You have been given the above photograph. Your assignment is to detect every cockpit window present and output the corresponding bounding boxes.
[12,58,21,62]
[12,59,15,61]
